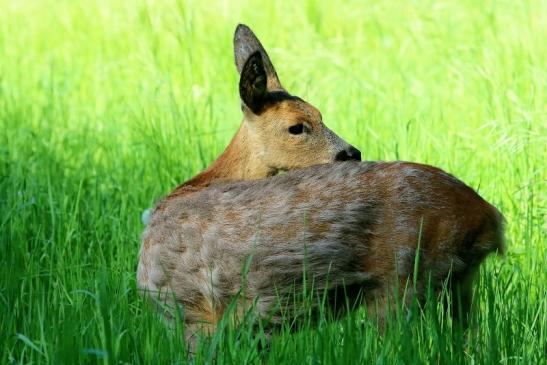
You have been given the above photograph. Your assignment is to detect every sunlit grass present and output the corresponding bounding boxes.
[1,0,545,363]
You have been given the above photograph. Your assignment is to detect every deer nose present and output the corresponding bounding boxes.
[335,146,361,162]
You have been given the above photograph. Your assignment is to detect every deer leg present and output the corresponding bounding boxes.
[450,268,478,330]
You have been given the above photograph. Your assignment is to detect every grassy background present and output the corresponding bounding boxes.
[1,0,545,363]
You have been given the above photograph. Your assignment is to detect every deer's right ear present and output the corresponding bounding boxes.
[239,51,268,114]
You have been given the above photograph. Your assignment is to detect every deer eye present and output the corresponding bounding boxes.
[288,123,304,135]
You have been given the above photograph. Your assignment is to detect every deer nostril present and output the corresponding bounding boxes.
[336,147,361,162]
[348,146,361,161]
[335,150,350,161]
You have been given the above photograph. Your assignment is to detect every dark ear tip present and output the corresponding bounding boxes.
[234,23,252,41]
[234,24,252,51]
[235,23,251,34]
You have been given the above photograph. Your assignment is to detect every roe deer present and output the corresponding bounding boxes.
[162,24,360,202]
[137,25,505,348]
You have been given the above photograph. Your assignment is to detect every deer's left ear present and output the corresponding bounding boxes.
[239,51,268,114]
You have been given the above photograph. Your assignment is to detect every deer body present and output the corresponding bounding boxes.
[138,162,504,334]
[137,25,504,344]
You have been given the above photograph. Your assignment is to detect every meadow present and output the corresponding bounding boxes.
[1,0,545,363]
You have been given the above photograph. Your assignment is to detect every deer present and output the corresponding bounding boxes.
[137,24,505,350]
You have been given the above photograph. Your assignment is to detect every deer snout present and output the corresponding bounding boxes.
[335,146,361,162]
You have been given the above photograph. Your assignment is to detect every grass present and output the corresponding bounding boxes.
[1,0,545,363]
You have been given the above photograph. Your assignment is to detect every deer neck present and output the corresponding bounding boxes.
[180,121,271,190]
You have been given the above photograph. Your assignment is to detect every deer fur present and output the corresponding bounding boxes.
[137,25,505,348]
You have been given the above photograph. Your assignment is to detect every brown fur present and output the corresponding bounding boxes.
[138,162,504,344]
[137,25,504,349]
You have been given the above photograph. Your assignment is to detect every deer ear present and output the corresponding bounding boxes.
[239,51,268,114]
[234,24,283,91]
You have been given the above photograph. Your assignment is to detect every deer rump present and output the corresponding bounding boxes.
[138,161,504,327]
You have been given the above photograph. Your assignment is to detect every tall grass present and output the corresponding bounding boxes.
[1,0,545,363]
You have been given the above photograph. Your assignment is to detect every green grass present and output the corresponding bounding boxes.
[1,0,546,363]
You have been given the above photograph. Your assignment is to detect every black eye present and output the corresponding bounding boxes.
[288,123,304,135]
